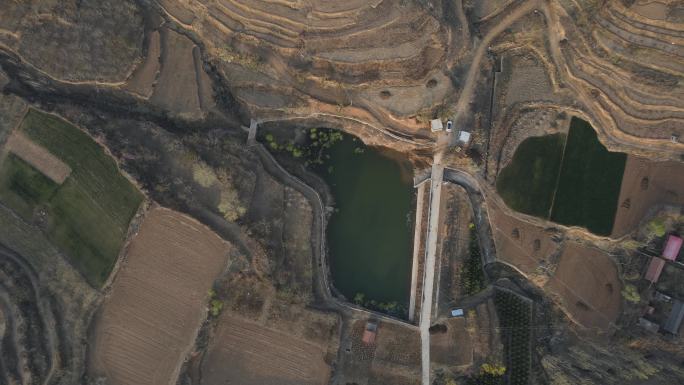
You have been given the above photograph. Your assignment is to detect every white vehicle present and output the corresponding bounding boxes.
[446,120,453,133]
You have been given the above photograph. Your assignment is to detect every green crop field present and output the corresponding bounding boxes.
[0,109,143,287]
[495,134,565,218]
[496,117,626,236]
[549,118,626,235]
[0,154,60,218]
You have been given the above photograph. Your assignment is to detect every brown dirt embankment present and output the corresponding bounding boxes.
[545,241,621,332]
[612,156,684,237]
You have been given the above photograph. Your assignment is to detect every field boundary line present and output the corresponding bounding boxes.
[546,129,569,220]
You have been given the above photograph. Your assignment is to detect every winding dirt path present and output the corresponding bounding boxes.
[450,0,541,132]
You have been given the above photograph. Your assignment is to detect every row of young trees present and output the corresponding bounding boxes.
[494,290,532,385]
[461,224,485,295]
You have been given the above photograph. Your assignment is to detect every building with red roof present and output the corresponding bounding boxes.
[644,235,683,283]
[645,257,666,283]
[662,235,682,261]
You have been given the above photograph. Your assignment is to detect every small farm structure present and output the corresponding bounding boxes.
[645,257,666,283]
[458,131,471,144]
[638,317,660,333]
[642,286,684,335]
[644,235,682,283]
[362,320,378,345]
[431,119,443,132]
[663,300,684,335]
[662,235,682,261]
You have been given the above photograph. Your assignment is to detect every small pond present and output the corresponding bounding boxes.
[264,129,414,316]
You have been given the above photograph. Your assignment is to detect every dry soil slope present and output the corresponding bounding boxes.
[612,155,684,237]
[199,0,443,73]
[163,0,449,125]
[488,197,561,278]
[88,207,231,385]
[560,0,684,140]
[545,241,621,332]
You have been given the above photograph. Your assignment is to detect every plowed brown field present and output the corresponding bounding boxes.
[612,156,684,237]
[89,207,231,385]
[546,242,621,332]
[201,314,330,385]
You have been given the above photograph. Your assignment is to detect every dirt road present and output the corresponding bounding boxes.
[419,162,444,385]
[449,0,541,133]
[420,3,544,383]
[409,182,427,322]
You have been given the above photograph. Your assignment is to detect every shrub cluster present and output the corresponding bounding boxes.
[461,224,485,295]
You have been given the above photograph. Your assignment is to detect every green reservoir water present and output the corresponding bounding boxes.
[315,134,413,312]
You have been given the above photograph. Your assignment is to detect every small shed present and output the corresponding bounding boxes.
[638,317,660,333]
[430,119,443,132]
[663,300,684,335]
[450,308,464,317]
[654,291,672,302]
[662,235,682,261]
[458,131,471,144]
[362,320,378,345]
[645,257,666,283]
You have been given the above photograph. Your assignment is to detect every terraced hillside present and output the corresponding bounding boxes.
[0,204,98,385]
[551,0,684,150]
[2,0,681,158]
[150,0,454,147]
[0,1,683,385]
[0,246,54,384]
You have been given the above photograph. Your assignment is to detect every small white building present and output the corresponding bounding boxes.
[458,130,471,145]
[430,119,443,132]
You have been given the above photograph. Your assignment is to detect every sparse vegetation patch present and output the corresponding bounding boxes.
[461,223,486,295]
